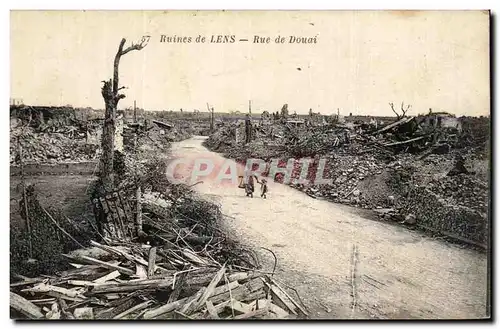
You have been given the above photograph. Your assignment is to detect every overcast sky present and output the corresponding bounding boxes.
[10,10,489,116]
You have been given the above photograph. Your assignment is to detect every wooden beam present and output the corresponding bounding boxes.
[185,265,226,314]
[65,254,135,276]
[205,301,220,319]
[10,292,44,319]
[233,306,269,319]
[113,300,153,319]
[371,116,413,135]
[88,278,173,294]
[383,135,426,147]
[143,280,239,319]
[93,270,121,284]
[147,247,157,278]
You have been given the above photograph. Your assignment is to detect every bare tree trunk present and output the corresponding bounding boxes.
[100,37,148,191]
[101,80,117,190]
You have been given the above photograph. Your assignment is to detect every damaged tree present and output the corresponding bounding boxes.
[389,102,411,120]
[100,37,149,190]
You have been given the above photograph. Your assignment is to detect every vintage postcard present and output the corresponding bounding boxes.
[9,10,490,320]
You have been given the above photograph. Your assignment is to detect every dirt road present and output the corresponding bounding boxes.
[171,136,488,319]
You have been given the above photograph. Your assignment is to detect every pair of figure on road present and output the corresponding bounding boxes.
[240,175,268,199]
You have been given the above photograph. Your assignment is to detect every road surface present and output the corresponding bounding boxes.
[170,136,488,319]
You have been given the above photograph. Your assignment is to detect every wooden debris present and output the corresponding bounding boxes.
[152,120,174,129]
[228,272,249,282]
[58,299,75,319]
[69,263,84,268]
[58,264,106,280]
[40,205,85,249]
[10,292,44,319]
[45,303,61,319]
[226,299,252,314]
[66,254,135,276]
[74,307,94,319]
[265,282,298,315]
[147,247,157,278]
[205,301,219,319]
[93,270,120,284]
[113,300,153,319]
[269,303,289,318]
[66,280,100,287]
[10,215,297,321]
[167,272,187,303]
[90,240,149,267]
[30,298,56,305]
[10,277,45,288]
[143,280,239,319]
[21,283,85,301]
[186,265,226,314]
[383,135,426,147]
[233,306,270,319]
[178,287,205,315]
[270,278,309,316]
[371,116,414,135]
[135,264,148,279]
[88,278,173,294]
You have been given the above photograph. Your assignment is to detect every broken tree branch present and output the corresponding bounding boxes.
[40,205,85,249]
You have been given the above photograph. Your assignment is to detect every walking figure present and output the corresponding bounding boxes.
[238,175,255,198]
[245,175,255,197]
[255,176,268,199]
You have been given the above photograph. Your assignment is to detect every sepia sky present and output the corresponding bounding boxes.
[10,10,490,116]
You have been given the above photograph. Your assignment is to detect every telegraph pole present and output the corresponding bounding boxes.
[246,100,252,143]
[207,102,214,132]
[211,107,214,132]
[134,100,137,123]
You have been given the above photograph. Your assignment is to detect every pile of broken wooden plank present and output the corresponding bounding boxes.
[10,239,308,320]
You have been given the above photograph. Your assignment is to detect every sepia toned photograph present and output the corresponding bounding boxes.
[9,10,490,320]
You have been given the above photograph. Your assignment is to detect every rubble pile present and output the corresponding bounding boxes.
[458,116,490,150]
[425,174,488,215]
[288,154,385,204]
[203,123,237,152]
[123,119,192,153]
[205,113,489,247]
[10,126,100,165]
[285,126,350,158]
[149,120,193,143]
[400,186,487,247]
[9,106,106,165]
